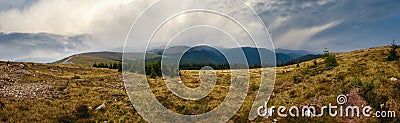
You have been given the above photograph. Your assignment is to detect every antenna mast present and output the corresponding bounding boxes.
[323,47,329,54]
[393,36,396,45]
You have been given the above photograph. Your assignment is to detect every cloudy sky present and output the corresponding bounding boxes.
[0,0,399,62]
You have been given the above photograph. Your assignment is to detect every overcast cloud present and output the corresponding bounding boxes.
[0,0,399,62]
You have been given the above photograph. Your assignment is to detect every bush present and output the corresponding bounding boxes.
[251,82,259,91]
[305,93,315,99]
[395,82,400,91]
[57,115,74,123]
[361,80,374,93]
[337,72,346,82]
[394,82,400,99]
[0,100,4,109]
[308,59,318,68]
[324,54,338,70]
[293,75,303,84]
[350,78,362,88]
[72,76,81,79]
[92,63,97,68]
[75,104,90,118]
[360,80,388,110]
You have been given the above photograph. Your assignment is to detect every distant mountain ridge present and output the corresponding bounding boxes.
[55,46,319,67]
[275,48,316,56]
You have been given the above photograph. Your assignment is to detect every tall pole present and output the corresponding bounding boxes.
[392,35,398,47]
[393,36,396,45]
[323,47,329,54]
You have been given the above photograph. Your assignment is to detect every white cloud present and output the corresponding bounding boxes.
[0,0,261,51]
[275,20,342,49]
[0,0,273,62]
[0,0,155,50]
[268,16,290,30]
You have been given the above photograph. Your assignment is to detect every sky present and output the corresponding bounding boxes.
[0,0,399,62]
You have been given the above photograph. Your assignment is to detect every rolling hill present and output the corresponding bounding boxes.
[53,52,159,67]
[1,46,399,122]
[272,46,400,122]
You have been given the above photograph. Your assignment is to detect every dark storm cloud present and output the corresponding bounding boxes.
[0,0,399,62]
[249,0,400,51]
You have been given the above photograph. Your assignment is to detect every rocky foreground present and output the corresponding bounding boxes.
[0,62,143,122]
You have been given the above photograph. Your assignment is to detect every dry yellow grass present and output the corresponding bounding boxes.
[1,46,399,122]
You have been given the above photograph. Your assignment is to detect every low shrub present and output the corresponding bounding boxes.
[72,76,81,79]
[293,75,303,84]
[75,104,90,118]
[324,54,339,70]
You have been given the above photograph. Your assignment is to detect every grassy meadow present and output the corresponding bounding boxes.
[0,46,399,122]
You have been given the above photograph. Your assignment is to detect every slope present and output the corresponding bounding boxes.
[272,46,400,122]
[1,46,399,122]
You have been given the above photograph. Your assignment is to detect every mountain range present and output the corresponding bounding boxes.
[55,46,320,67]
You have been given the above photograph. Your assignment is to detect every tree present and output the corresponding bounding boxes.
[98,63,104,68]
[149,67,157,78]
[113,63,118,69]
[387,37,399,61]
[323,47,338,70]
[387,47,399,61]
[108,63,113,69]
[145,60,162,78]
[92,63,97,67]
[118,63,122,72]
[324,54,338,70]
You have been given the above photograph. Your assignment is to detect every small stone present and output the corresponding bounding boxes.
[95,103,106,110]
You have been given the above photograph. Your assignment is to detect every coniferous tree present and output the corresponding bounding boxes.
[323,48,339,70]
[118,63,122,72]
[313,59,318,66]
[149,67,157,78]
[113,63,118,69]
[108,63,113,69]
[387,38,399,61]
[387,47,399,61]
